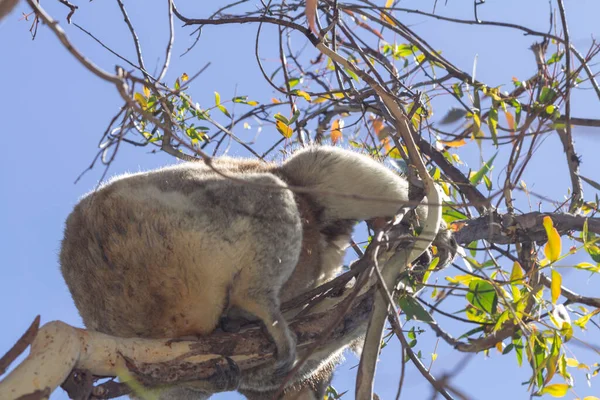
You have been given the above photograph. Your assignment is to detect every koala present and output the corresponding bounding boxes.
[59,146,456,399]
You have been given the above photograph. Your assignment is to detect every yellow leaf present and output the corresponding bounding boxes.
[551,269,562,304]
[381,0,395,25]
[294,90,312,102]
[271,98,281,104]
[134,92,147,109]
[510,262,524,283]
[583,397,600,400]
[331,119,344,144]
[495,341,504,353]
[243,122,251,129]
[181,72,189,81]
[276,120,293,138]
[439,139,467,148]
[543,216,562,262]
[565,357,579,367]
[539,383,570,397]
[142,85,150,98]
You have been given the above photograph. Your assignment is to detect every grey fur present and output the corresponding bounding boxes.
[60,146,456,399]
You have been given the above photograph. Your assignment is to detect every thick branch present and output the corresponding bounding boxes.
[454,212,600,245]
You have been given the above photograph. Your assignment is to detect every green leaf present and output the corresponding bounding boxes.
[345,68,359,82]
[585,244,600,263]
[483,174,492,191]
[457,326,485,340]
[466,280,497,314]
[442,206,468,223]
[487,106,498,146]
[288,109,301,125]
[233,96,258,106]
[469,152,498,186]
[574,309,600,330]
[452,83,464,98]
[214,91,221,105]
[398,297,434,323]
[274,113,290,125]
[439,108,467,125]
[473,87,481,115]
[217,104,231,118]
[539,86,557,103]
[394,43,418,57]
[513,333,523,366]
[580,175,600,191]
[288,77,302,88]
[546,51,564,65]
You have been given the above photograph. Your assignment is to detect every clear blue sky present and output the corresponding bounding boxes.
[1,0,599,399]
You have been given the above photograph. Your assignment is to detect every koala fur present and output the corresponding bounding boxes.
[59,146,456,399]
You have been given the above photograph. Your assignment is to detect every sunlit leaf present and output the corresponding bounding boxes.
[452,83,464,98]
[293,90,312,102]
[134,92,148,109]
[439,139,467,148]
[466,280,497,314]
[543,216,562,262]
[345,68,359,81]
[217,104,231,118]
[510,261,524,300]
[469,152,498,186]
[546,51,564,65]
[488,106,498,146]
[573,262,600,273]
[539,383,570,397]
[288,77,302,88]
[276,120,293,138]
[331,119,344,144]
[551,270,562,304]
[381,0,395,25]
[574,308,600,330]
[142,86,150,98]
[181,72,189,81]
[274,113,290,125]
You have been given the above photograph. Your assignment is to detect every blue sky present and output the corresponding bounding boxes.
[0,0,599,399]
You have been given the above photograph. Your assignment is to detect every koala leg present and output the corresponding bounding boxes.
[209,173,302,376]
[235,293,297,374]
